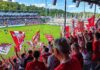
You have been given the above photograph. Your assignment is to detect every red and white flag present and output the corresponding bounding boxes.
[45,34,54,42]
[10,31,25,52]
[0,43,12,55]
[27,41,34,47]
[32,31,40,45]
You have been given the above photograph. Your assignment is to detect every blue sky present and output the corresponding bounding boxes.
[16,0,100,13]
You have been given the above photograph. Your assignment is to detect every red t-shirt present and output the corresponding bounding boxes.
[71,53,83,68]
[92,40,100,61]
[25,60,48,70]
[54,59,82,70]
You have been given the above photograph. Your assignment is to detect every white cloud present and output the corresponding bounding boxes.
[33,3,57,9]
[33,3,45,7]
[68,5,76,8]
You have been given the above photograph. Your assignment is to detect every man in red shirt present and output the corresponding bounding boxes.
[92,32,100,70]
[70,43,83,68]
[54,38,82,70]
[25,50,48,70]
[42,47,51,64]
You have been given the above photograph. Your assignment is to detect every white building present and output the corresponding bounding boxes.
[3,0,15,2]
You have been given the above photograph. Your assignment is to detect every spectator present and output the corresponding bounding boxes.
[54,38,82,70]
[9,58,20,70]
[26,50,48,70]
[24,50,33,68]
[80,41,92,70]
[0,60,5,70]
[92,32,100,70]
[47,46,60,70]
[70,43,83,68]
[42,47,51,64]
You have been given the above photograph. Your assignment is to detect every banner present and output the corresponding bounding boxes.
[10,31,25,52]
[0,43,12,55]
[45,34,54,42]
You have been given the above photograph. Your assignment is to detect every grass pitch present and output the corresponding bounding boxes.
[0,24,60,59]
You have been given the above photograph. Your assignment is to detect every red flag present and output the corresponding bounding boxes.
[86,24,90,30]
[10,31,25,52]
[88,15,95,27]
[65,26,70,33]
[65,26,70,37]
[45,34,54,42]
[32,31,40,44]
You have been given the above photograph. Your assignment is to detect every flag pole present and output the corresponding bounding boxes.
[94,4,96,15]
[83,2,85,19]
[64,0,67,37]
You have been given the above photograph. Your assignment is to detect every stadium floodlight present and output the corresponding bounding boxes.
[53,0,57,5]
[76,0,81,7]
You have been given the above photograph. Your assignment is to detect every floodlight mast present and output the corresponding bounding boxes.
[53,0,67,37]
[94,4,96,16]
[64,0,67,37]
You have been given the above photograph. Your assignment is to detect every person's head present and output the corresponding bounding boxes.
[71,43,79,53]
[94,32,100,40]
[0,60,2,65]
[54,38,70,60]
[28,50,33,55]
[43,45,46,49]
[48,41,51,45]
[21,53,26,58]
[44,47,49,53]
[13,58,17,63]
[33,50,40,60]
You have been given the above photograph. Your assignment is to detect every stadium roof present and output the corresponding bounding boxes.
[73,0,100,7]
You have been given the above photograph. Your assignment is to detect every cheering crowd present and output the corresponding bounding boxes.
[0,18,100,70]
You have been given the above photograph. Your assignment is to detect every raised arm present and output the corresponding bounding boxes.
[14,47,21,60]
[8,58,14,67]
[0,54,5,62]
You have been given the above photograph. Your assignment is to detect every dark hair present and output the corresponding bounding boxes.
[73,43,79,50]
[44,47,49,53]
[33,51,40,59]
[54,38,70,54]
[28,50,33,54]
[21,53,26,58]
[13,58,17,63]
[43,46,46,49]
[48,41,51,45]
[95,32,100,40]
